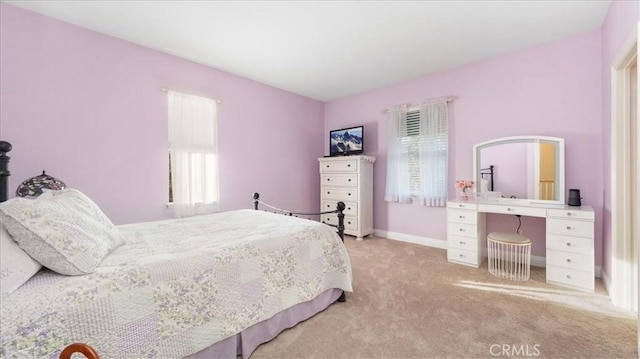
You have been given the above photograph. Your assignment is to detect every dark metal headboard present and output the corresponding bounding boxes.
[0,141,12,203]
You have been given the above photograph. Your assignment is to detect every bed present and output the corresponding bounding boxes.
[0,140,352,358]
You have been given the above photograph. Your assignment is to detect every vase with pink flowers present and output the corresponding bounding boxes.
[455,180,474,201]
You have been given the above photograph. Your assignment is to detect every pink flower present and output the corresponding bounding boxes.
[456,180,474,193]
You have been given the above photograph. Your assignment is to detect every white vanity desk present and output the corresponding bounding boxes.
[447,199,595,292]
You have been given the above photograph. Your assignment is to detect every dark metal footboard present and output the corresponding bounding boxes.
[252,192,347,302]
[252,193,346,242]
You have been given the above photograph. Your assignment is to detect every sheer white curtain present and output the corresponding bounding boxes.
[384,105,413,203]
[418,100,448,207]
[384,99,448,207]
[168,91,220,218]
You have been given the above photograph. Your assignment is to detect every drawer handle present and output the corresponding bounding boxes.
[507,208,514,212]
[459,228,466,232]
[459,215,465,219]
[347,164,351,167]
[459,254,466,258]
[348,193,352,196]
[458,204,464,208]
[566,212,572,216]
[566,258,572,263]
[326,165,330,168]
[327,191,331,194]
[348,179,352,182]
[347,207,352,210]
[459,241,466,245]
[347,221,352,225]
[566,242,572,247]
[566,275,572,280]
[566,226,572,230]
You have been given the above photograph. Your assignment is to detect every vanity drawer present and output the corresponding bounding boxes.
[447,201,477,210]
[447,209,477,225]
[448,234,478,251]
[546,234,593,255]
[322,201,357,216]
[321,214,358,230]
[547,208,594,220]
[477,204,546,217]
[320,160,358,173]
[447,222,477,239]
[321,174,358,187]
[546,249,593,271]
[547,218,594,238]
[447,247,479,267]
[321,187,358,201]
[546,265,594,291]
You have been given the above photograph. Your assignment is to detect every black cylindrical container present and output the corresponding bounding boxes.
[568,189,582,206]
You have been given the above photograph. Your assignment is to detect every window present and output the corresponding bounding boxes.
[167,90,220,217]
[384,100,448,207]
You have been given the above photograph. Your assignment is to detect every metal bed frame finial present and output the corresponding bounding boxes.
[253,192,260,210]
[0,140,12,203]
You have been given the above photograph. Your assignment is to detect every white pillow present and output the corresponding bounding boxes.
[0,189,125,275]
[0,222,42,294]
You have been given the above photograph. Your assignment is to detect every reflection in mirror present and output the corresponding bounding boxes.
[473,136,565,204]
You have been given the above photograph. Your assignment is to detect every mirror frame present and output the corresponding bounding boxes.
[473,135,565,205]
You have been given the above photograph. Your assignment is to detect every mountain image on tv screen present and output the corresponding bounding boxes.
[331,127,363,154]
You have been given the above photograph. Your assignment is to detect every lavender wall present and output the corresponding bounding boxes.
[600,1,640,277]
[0,3,324,224]
[325,30,603,262]
[480,143,530,199]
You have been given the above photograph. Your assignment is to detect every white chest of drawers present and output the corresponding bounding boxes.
[318,156,375,240]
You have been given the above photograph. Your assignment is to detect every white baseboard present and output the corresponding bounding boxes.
[531,255,546,268]
[601,268,611,292]
[373,229,447,249]
[373,229,603,278]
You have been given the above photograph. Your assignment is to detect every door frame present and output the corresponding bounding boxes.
[610,23,638,313]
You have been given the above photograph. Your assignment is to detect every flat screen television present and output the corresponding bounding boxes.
[330,125,364,156]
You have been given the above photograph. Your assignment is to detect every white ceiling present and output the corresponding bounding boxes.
[5,0,611,102]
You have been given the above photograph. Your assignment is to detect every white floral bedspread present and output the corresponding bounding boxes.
[0,210,352,358]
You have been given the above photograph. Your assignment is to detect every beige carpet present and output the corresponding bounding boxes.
[251,236,638,359]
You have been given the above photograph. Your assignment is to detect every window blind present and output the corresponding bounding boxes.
[401,110,422,195]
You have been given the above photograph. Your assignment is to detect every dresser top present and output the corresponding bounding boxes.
[318,155,376,163]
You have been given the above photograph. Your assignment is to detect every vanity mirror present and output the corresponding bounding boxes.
[473,136,565,204]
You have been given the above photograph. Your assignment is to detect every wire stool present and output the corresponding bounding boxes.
[487,232,531,281]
